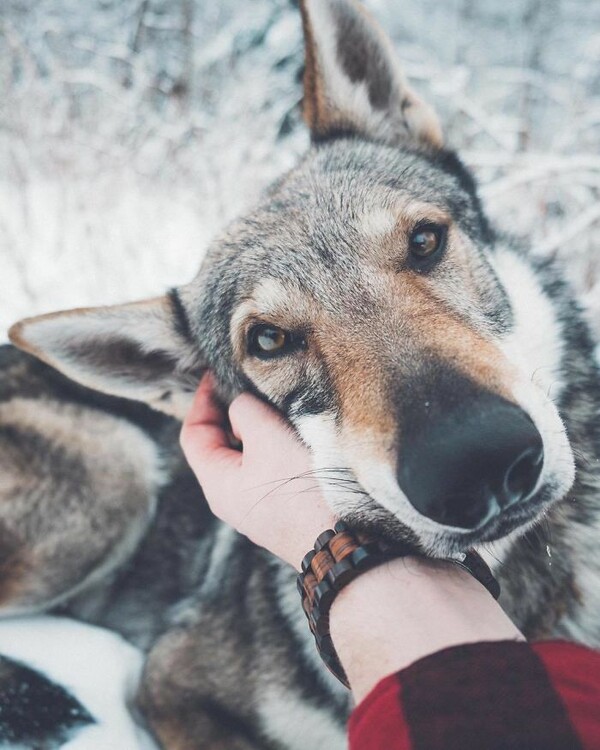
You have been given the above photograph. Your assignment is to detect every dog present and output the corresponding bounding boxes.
[2,0,600,747]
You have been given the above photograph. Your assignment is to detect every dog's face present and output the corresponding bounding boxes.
[9,0,574,556]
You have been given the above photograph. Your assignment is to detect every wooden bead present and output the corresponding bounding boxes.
[350,543,384,570]
[302,596,312,620]
[329,532,359,562]
[301,549,316,573]
[303,571,318,603]
[312,548,335,582]
[296,573,306,598]
[309,608,329,636]
[325,558,356,590]
[313,580,335,611]
[315,529,335,551]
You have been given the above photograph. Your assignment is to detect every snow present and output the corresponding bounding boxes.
[0,616,157,749]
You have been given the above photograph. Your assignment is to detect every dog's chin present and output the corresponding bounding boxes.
[340,482,565,558]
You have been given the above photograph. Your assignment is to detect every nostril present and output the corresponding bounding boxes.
[396,384,546,529]
[441,492,499,530]
[503,447,544,506]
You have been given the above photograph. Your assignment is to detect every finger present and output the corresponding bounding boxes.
[229,394,310,471]
[183,371,224,429]
[228,392,291,445]
[229,418,242,443]
[180,374,241,481]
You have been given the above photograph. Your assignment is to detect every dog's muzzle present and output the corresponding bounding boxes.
[397,383,544,530]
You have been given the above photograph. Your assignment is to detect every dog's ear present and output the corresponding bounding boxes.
[299,0,443,148]
[8,294,203,418]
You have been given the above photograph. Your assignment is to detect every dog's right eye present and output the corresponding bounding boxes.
[408,223,447,261]
[248,325,297,358]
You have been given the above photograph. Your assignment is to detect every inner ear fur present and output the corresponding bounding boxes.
[8,293,204,419]
[300,0,443,148]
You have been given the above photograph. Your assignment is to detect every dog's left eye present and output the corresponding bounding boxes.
[409,223,447,260]
[248,325,301,359]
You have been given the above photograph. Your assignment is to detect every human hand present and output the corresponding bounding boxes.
[180,373,336,569]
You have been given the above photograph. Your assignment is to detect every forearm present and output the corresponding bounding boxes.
[331,558,600,749]
[329,556,523,703]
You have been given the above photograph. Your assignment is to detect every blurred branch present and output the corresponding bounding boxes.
[454,94,515,150]
[537,203,600,255]
[130,0,150,54]
[480,155,600,197]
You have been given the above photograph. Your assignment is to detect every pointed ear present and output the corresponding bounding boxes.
[8,293,204,419]
[300,0,443,148]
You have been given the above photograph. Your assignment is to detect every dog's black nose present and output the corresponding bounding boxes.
[397,393,544,530]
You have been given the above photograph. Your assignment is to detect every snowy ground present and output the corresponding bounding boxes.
[0,616,158,748]
[1,0,599,340]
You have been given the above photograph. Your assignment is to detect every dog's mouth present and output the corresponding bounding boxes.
[338,481,558,559]
[448,487,554,550]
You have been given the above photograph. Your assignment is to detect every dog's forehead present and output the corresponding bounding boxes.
[239,146,463,265]
[310,141,474,212]
[194,140,480,327]
[277,141,466,234]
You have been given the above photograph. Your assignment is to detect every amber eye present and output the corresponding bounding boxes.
[248,324,297,358]
[409,223,447,259]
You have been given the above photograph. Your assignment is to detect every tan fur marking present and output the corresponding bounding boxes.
[299,0,347,136]
[313,314,396,446]
[315,274,515,460]
[404,274,515,396]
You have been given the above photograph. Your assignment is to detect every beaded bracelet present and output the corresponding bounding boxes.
[297,521,501,688]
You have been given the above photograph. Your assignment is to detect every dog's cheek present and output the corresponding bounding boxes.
[293,412,341,462]
[492,246,565,394]
[491,247,575,499]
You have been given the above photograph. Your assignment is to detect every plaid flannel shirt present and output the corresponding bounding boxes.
[349,640,600,749]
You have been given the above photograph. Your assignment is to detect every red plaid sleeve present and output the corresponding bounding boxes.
[348,640,600,750]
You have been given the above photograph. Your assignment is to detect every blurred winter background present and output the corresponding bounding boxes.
[1,0,599,341]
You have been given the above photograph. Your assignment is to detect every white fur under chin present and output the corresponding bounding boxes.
[0,616,158,750]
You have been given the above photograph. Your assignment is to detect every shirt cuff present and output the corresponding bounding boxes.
[349,640,587,750]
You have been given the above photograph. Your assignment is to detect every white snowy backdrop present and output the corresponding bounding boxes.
[1,0,600,340]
